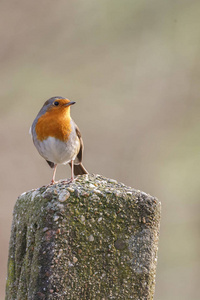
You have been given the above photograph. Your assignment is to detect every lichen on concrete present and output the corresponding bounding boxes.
[6,174,161,300]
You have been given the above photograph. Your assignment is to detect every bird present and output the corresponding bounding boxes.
[30,96,88,184]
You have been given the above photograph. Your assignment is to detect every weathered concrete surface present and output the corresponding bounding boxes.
[6,174,161,300]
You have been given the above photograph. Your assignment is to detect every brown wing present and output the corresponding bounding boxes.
[75,124,84,163]
[68,124,88,175]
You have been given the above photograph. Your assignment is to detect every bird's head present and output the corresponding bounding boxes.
[44,97,76,114]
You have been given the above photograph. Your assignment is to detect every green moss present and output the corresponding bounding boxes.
[6,259,15,291]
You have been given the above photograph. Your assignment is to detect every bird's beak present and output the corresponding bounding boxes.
[64,101,76,107]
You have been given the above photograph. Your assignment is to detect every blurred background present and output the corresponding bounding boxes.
[0,0,199,299]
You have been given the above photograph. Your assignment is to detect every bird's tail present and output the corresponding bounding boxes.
[69,162,88,176]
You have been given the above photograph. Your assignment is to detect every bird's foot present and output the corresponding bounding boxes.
[62,177,77,184]
[49,179,57,185]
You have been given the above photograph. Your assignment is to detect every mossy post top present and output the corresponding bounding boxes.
[6,174,161,300]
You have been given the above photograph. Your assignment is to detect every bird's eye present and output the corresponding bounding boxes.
[54,101,59,106]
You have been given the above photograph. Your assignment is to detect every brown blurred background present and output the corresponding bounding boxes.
[0,1,200,299]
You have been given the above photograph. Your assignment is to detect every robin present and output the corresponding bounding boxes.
[30,96,88,184]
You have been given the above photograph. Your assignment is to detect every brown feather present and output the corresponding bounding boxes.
[69,124,88,175]
[46,160,55,168]
[69,162,88,175]
[75,125,83,163]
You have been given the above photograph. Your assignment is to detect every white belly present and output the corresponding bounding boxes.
[37,133,80,164]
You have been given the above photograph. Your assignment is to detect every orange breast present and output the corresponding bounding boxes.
[35,109,72,142]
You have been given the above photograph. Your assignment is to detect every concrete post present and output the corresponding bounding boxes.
[6,174,161,300]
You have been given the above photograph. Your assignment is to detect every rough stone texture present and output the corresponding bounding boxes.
[6,174,161,300]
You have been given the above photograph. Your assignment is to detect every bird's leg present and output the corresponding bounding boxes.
[64,160,75,184]
[70,160,74,182]
[50,164,57,184]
